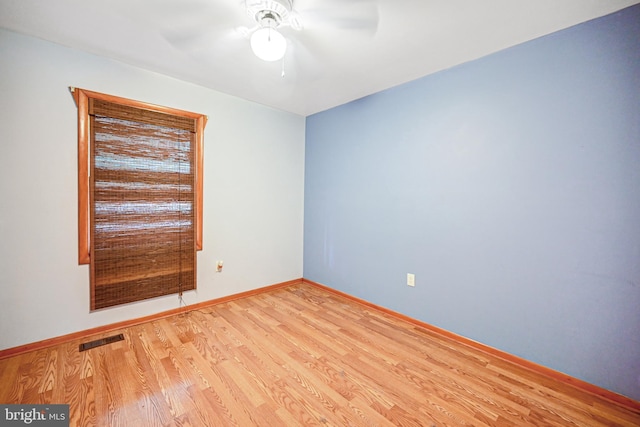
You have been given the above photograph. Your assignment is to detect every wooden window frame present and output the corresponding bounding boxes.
[72,87,207,265]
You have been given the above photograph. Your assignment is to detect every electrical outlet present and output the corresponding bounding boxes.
[407,273,415,287]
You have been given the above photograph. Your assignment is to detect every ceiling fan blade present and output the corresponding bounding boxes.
[284,35,324,79]
[294,0,379,34]
[149,0,250,50]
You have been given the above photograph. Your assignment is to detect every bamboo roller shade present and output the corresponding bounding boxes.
[89,99,196,310]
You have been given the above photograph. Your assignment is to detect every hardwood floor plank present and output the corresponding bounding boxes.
[0,356,20,401]
[184,342,260,426]
[0,283,638,426]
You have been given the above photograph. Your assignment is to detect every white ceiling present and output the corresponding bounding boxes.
[1,0,638,116]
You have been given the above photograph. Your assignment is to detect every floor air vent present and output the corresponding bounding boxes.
[79,333,125,352]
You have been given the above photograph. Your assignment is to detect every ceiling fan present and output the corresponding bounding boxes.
[163,0,379,66]
[244,0,379,62]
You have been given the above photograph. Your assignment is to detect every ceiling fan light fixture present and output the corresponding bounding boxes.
[250,27,287,61]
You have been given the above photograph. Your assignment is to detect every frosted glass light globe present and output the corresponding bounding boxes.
[250,27,287,61]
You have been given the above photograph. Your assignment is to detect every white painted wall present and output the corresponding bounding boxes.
[0,29,305,350]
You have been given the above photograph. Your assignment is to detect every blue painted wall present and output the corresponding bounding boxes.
[304,5,640,400]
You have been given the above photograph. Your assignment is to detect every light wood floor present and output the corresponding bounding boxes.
[1,283,638,426]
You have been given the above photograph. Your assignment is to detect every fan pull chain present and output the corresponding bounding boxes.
[281,55,286,78]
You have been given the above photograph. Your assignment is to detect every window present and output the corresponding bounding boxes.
[72,88,207,310]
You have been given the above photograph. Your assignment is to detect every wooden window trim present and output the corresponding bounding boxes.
[72,87,207,265]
